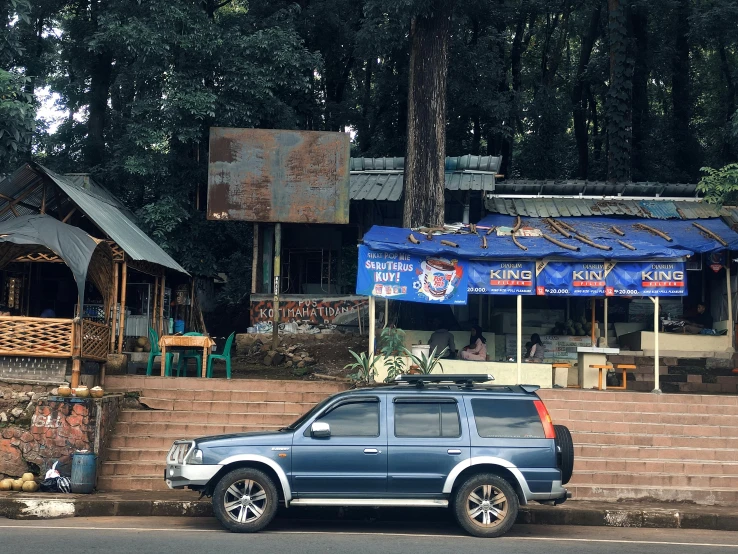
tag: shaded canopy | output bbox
[0,214,112,311]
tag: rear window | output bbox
[470,399,544,438]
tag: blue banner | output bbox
[468,261,536,295]
[535,261,606,296]
[356,246,468,304]
[606,261,687,297]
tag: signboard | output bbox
[250,295,367,325]
[535,261,607,296]
[467,261,536,295]
[356,246,468,304]
[505,334,592,361]
[605,261,687,297]
[207,128,350,223]
[709,251,725,273]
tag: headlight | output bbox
[188,448,203,465]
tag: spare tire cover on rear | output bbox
[554,424,574,485]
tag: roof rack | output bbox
[394,374,494,387]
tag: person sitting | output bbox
[40,308,56,318]
[524,333,545,362]
[460,325,487,361]
[428,318,456,358]
[683,303,724,335]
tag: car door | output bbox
[291,396,387,496]
[387,395,470,495]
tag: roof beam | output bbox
[0,180,43,218]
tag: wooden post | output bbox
[272,223,282,350]
[117,260,127,354]
[590,298,596,345]
[727,263,733,348]
[653,296,661,394]
[189,278,196,331]
[516,295,522,384]
[110,262,119,353]
[152,277,159,335]
[252,223,259,294]
[159,271,166,336]
[71,321,81,389]
[368,296,376,363]
[603,297,608,348]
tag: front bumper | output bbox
[165,463,220,489]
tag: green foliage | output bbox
[344,350,378,384]
[406,346,447,374]
[697,164,738,206]
[0,70,34,171]
[379,326,406,382]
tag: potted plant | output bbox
[405,346,448,375]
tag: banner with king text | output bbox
[467,261,536,295]
[535,261,607,296]
[356,246,468,304]
[605,261,687,296]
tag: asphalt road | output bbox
[1,517,737,553]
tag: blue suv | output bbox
[165,375,574,538]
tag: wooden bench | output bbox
[609,364,636,390]
[589,364,612,390]
[552,362,579,388]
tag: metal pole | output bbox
[603,297,608,348]
[727,263,733,347]
[653,296,661,393]
[368,296,376,362]
[590,298,596,345]
[272,223,282,351]
[159,272,166,336]
[517,294,522,384]
[117,260,128,354]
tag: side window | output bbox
[471,399,544,439]
[316,400,379,437]
[394,401,461,438]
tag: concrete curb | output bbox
[1,494,737,532]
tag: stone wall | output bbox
[0,356,69,383]
[0,394,122,480]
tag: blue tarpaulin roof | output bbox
[362,215,738,260]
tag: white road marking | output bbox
[0,525,735,548]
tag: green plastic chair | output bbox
[176,332,203,377]
[146,327,174,376]
[206,332,235,379]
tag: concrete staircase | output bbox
[100,375,348,492]
[539,389,738,505]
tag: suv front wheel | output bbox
[213,468,278,533]
[453,473,519,538]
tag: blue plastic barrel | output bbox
[70,451,97,494]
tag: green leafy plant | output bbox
[379,326,406,382]
[405,346,448,375]
[344,350,378,384]
[697,164,738,206]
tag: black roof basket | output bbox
[394,374,494,387]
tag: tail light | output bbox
[534,399,555,439]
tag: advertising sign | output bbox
[467,261,536,295]
[605,261,687,296]
[356,246,468,304]
[535,261,607,296]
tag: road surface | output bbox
[2,516,737,553]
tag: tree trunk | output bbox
[85,0,112,168]
[606,0,632,182]
[358,58,373,154]
[671,0,694,178]
[572,3,601,179]
[403,0,455,228]
[718,39,737,163]
[630,4,649,180]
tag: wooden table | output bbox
[159,335,216,378]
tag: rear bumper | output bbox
[165,464,219,490]
[525,480,569,503]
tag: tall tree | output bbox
[606,0,633,182]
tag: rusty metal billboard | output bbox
[207,128,350,224]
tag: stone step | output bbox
[138,397,315,414]
[117,388,330,404]
[539,389,738,406]
[97,475,170,492]
[118,409,298,426]
[109,429,280,449]
[574,444,738,462]
[544,398,738,416]
[553,418,738,438]
[574,457,738,475]
[105,447,169,462]
[570,431,738,449]
[104,375,348,394]
[569,470,738,489]
[113,421,289,437]
[549,408,738,426]
[100,461,165,477]
[567,484,738,505]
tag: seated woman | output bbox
[460,325,487,361]
[524,333,545,363]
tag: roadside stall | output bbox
[357,214,738,390]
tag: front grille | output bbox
[167,441,192,464]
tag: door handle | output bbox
[447,449,462,455]
[364,448,379,454]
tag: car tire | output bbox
[554,424,574,485]
[453,473,519,538]
[213,468,279,533]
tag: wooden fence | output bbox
[0,316,111,361]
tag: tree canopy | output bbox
[2,0,737,296]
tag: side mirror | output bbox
[311,421,331,438]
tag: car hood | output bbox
[194,430,292,448]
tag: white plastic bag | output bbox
[45,461,61,480]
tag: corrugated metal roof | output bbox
[485,197,719,219]
[349,154,502,173]
[0,163,187,274]
[494,179,699,198]
[349,171,496,200]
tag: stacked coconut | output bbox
[0,473,39,492]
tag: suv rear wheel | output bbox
[453,473,519,538]
[213,468,278,533]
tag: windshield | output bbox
[281,396,334,431]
